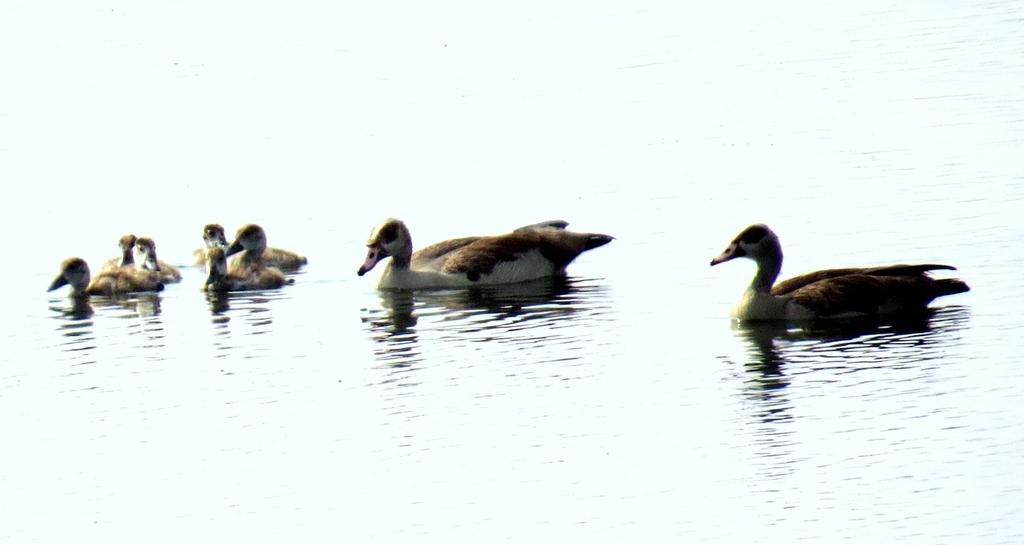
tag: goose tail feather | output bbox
[935,278,970,297]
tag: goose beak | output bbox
[710,244,743,266]
[48,274,68,292]
[357,246,384,276]
[225,239,244,257]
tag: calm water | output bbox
[2,0,1023,543]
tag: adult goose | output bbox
[136,237,182,283]
[226,224,307,273]
[204,247,292,292]
[357,218,613,289]
[710,224,969,321]
[48,257,163,297]
[192,223,228,265]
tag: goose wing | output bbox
[772,264,958,296]
[413,237,482,262]
[436,233,545,279]
[437,230,611,280]
[772,268,867,295]
[513,220,569,233]
[784,267,964,317]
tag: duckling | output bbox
[48,257,164,297]
[204,247,292,292]
[225,224,306,273]
[710,224,970,321]
[357,218,614,289]
[102,234,137,271]
[135,237,182,283]
[192,223,228,266]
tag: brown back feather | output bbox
[772,264,959,296]
[784,272,967,317]
[434,231,595,277]
[414,237,482,261]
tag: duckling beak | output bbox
[48,274,69,292]
[710,244,743,266]
[357,246,384,276]
[225,239,244,257]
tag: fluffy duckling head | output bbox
[48,257,91,295]
[116,234,137,267]
[118,234,137,254]
[357,218,412,276]
[136,237,162,271]
[203,224,227,249]
[226,224,267,258]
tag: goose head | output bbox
[48,257,91,296]
[136,237,162,271]
[226,224,267,258]
[357,218,412,276]
[711,224,784,290]
[710,224,781,266]
[117,234,137,266]
[202,224,228,249]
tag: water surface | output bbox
[2,0,1023,543]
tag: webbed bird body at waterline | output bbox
[710,224,969,321]
[48,257,163,297]
[357,219,613,289]
[135,237,182,283]
[226,224,307,273]
[204,247,292,292]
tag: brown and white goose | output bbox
[226,224,307,273]
[710,224,970,321]
[204,247,292,292]
[192,223,228,265]
[136,237,182,283]
[48,257,164,297]
[101,234,138,271]
[357,218,613,289]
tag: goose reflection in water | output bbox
[49,296,94,320]
[49,292,162,320]
[731,304,971,428]
[735,305,971,376]
[49,305,97,362]
[205,290,282,319]
[203,290,286,361]
[113,292,162,318]
[730,305,970,486]
[47,293,164,364]
[362,276,609,367]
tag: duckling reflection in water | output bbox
[226,224,307,273]
[204,247,292,292]
[135,237,182,283]
[50,296,94,320]
[102,234,137,271]
[192,223,228,266]
[48,257,163,297]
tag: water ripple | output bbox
[361,277,614,393]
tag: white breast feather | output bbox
[378,249,558,289]
[478,250,557,284]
